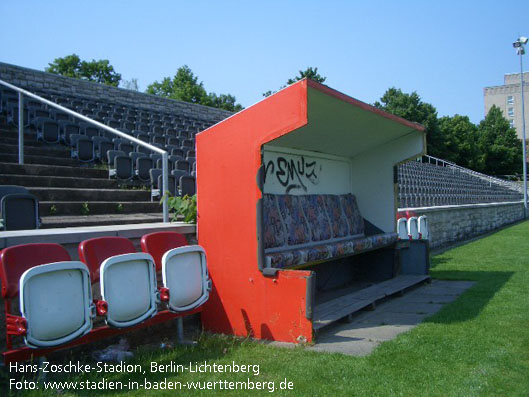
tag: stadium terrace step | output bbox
[28,187,151,202]
[0,128,40,140]
[0,162,108,178]
[0,174,118,189]
[0,87,212,226]
[0,143,71,158]
[40,201,161,216]
[1,136,49,147]
[0,153,80,166]
[40,213,164,229]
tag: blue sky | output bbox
[1,1,527,123]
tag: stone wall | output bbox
[0,62,233,123]
[404,201,525,249]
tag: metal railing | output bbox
[420,154,523,193]
[0,79,170,222]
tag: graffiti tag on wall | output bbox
[264,156,322,194]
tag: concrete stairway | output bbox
[0,118,163,228]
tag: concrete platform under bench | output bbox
[311,279,475,356]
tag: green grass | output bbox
[8,221,529,396]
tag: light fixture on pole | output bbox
[513,36,528,216]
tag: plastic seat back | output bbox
[118,142,134,155]
[0,185,28,201]
[77,137,94,162]
[140,231,188,271]
[162,246,210,312]
[41,120,60,143]
[107,150,125,166]
[98,141,114,162]
[150,168,162,188]
[84,126,100,138]
[158,174,177,196]
[180,175,196,196]
[20,261,93,347]
[2,194,39,231]
[136,157,153,182]
[407,216,419,240]
[397,217,408,240]
[418,215,429,240]
[100,253,157,327]
[115,156,133,180]
[175,160,190,172]
[78,236,136,282]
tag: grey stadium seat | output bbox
[75,137,95,162]
[157,174,177,196]
[107,150,126,177]
[0,186,40,231]
[114,156,134,181]
[179,175,196,197]
[175,160,190,173]
[136,157,153,183]
[35,118,60,143]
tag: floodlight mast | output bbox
[513,36,528,216]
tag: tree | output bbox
[146,65,243,112]
[438,115,478,169]
[286,66,326,85]
[206,93,243,112]
[374,88,445,158]
[475,105,523,176]
[263,66,326,97]
[46,54,121,87]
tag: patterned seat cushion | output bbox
[326,240,355,257]
[300,195,332,242]
[263,194,287,249]
[367,232,398,249]
[266,250,304,269]
[263,193,397,270]
[265,244,329,269]
[277,194,311,246]
[340,194,364,236]
[324,195,350,238]
[265,233,397,269]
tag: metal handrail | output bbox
[0,79,169,222]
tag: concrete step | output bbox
[40,201,161,216]
[0,153,80,166]
[0,174,118,189]
[28,187,151,202]
[0,127,39,140]
[40,213,164,229]
[0,136,48,147]
[0,143,71,158]
[0,162,108,178]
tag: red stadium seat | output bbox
[78,236,135,282]
[0,243,71,301]
[79,236,158,328]
[140,231,188,271]
[0,243,73,349]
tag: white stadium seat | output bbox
[19,261,93,348]
[100,253,158,327]
[418,215,429,240]
[162,246,211,312]
[397,217,409,240]
[407,216,419,240]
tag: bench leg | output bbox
[37,356,48,382]
[176,317,196,346]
